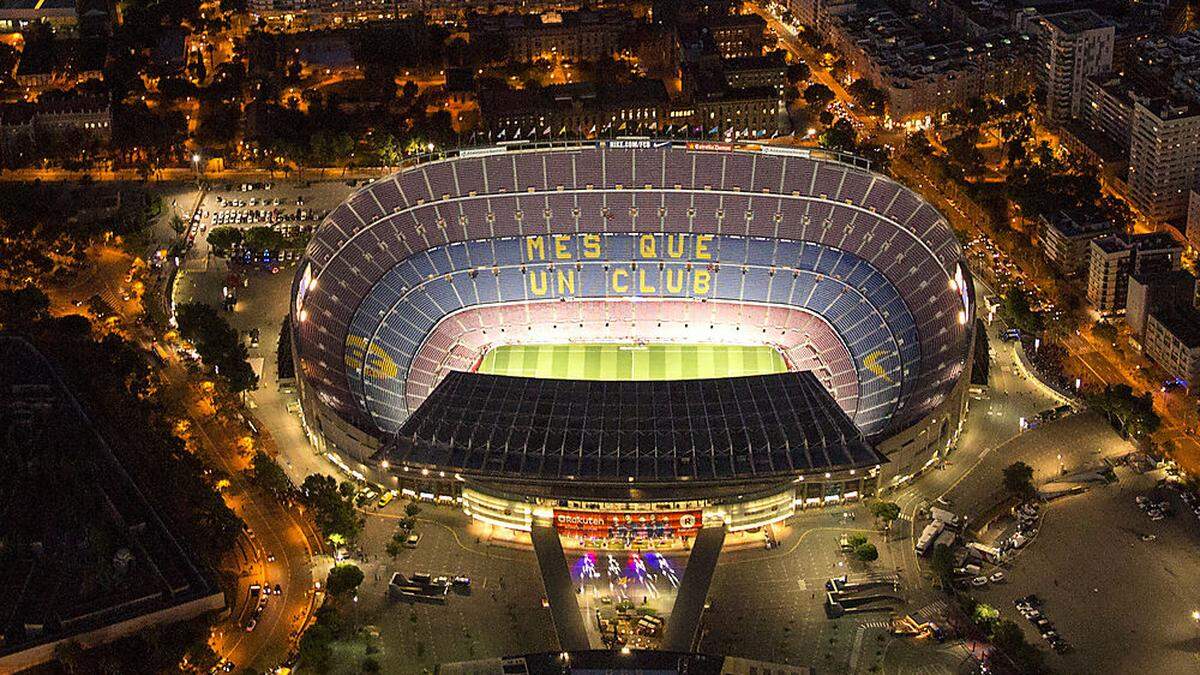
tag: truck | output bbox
[915,520,945,556]
[966,541,1002,563]
[933,528,957,551]
[930,506,961,529]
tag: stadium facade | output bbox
[291,140,975,536]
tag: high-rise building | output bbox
[1037,209,1118,276]
[1125,269,1196,335]
[1086,232,1183,314]
[1144,305,1200,386]
[1128,98,1200,224]
[1037,10,1114,122]
[1187,189,1200,251]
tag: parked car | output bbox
[971,576,988,587]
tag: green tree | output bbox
[853,542,878,561]
[991,619,1046,673]
[847,79,887,115]
[175,302,259,394]
[405,501,421,518]
[299,474,363,543]
[1003,461,1036,500]
[819,118,857,153]
[385,533,406,559]
[1093,320,1118,343]
[803,83,834,109]
[206,227,243,256]
[973,603,1000,630]
[868,500,901,528]
[847,533,868,548]
[249,451,292,499]
[297,619,335,671]
[0,286,51,328]
[326,563,365,597]
[929,543,955,589]
[787,61,811,85]
[1001,287,1044,335]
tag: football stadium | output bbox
[291,139,975,537]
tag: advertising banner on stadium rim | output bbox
[553,509,703,539]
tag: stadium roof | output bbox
[380,371,884,484]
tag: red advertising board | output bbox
[553,509,702,539]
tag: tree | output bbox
[249,451,292,499]
[787,61,811,85]
[853,542,878,561]
[297,618,335,671]
[973,603,1000,631]
[847,79,887,115]
[175,302,259,394]
[206,227,244,256]
[385,533,406,559]
[326,563,365,596]
[405,501,421,518]
[1092,320,1118,344]
[803,83,834,110]
[299,474,363,543]
[929,543,955,588]
[0,286,50,328]
[868,500,901,528]
[1000,287,1044,335]
[847,533,867,548]
[1003,461,1036,500]
[991,619,1047,673]
[1086,384,1161,440]
[819,118,856,153]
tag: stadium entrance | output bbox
[553,509,703,547]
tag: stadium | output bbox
[290,139,974,537]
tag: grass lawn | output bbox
[476,343,787,381]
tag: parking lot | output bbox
[969,469,1200,674]
[346,504,558,671]
[700,514,912,671]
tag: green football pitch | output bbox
[476,343,788,381]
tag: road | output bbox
[40,178,324,672]
[157,358,320,671]
[1061,328,1200,472]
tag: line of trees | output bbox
[175,301,259,394]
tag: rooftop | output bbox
[1149,305,1200,349]
[1042,9,1111,35]
[1136,96,1200,121]
[1093,232,1183,255]
[1041,208,1114,238]
[0,337,218,663]
[381,370,884,485]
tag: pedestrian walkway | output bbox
[914,598,950,621]
[859,618,891,630]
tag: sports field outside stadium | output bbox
[476,343,788,381]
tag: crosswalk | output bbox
[857,598,950,631]
[914,598,950,621]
